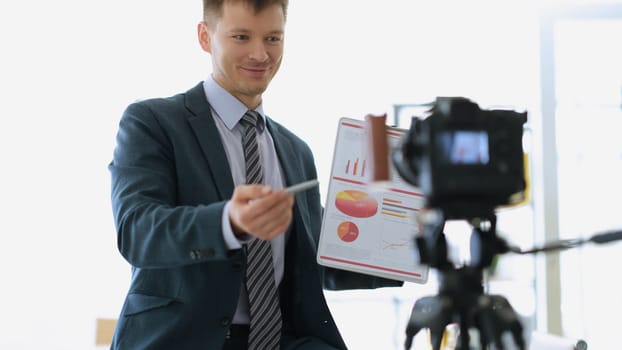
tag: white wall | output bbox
[0,1,205,348]
[0,1,549,349]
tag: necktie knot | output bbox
[241,110,260,130]
[241,110,263,185]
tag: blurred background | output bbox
[1,0,621,348]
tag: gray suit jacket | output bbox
[108,83,401,349]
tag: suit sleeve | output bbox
[108,102,231,269]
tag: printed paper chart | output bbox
[317,117,429,284]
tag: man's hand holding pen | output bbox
[229,185,294,240]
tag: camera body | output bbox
[393,97,527,219]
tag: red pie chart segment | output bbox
[334,190,378,218]
[337,221,359,242]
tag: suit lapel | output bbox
[184,83,234,200]
[267,119,312,234]
[266,119,300,188]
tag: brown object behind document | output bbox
[365,114,390,182]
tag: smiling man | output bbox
[199,1,284,109]
[108,1,401,349]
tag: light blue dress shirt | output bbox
[203,75,286,325]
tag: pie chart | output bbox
[337,221,359,242]
[334,189,378,218]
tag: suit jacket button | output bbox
[220,317,231,327]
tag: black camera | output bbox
[393,97,527,219]
[389,97,530,349]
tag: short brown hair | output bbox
[202,0,289,22]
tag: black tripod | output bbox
[404,208,524,350]
[403,204,622,349]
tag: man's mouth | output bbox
[241,66,269,77]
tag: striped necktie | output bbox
[239,110,282,349]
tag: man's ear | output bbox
[197,21,211,53]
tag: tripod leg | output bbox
[477,295,526,350]
[404,296,453,350]
[510,319,526,350]
[458,321,471,350]
[403,321,420,349]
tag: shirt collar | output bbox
[202,75,266,132]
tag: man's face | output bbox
[198,2,285,108]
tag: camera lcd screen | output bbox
[438,131,489,165]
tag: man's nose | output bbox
[248,40,269,62]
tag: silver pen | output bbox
[285,179,319,194]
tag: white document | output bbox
[317,117,429,283]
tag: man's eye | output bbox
[266,36,282,43]
[233,35,249,40]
